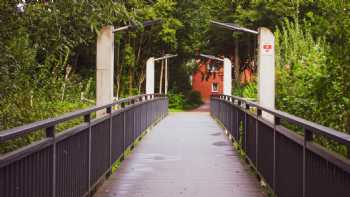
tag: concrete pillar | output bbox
[223,58,232,95]
[257,27,275,122]
[96,26,114,117]
[146,57,155,94]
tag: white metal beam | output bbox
[211,21,258,34]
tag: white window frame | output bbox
[212,83,219,92]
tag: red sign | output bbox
[263,44,272,50]
[263,44,273,54]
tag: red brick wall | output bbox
[192,63,224,102]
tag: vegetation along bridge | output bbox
[0,94,350,197]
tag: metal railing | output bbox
[211,94,350,197]
[0,94,168,197]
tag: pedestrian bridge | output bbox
[0,94,350,197]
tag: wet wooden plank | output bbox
[95,112,265,197]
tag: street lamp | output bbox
[146,54,178,95]
[96,20,162,117]
[199,54,225,62]
[113,19,162,33]
[211,21,258,34]
[211,20,275,122]
[199,54,232,96]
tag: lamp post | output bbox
[146,54,178,95]
[96,20,162,117]
[199,54,232,96]
[211,20,275,122]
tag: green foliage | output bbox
[275,18,349,155]
[0,0,185,131]
[242,83,257,99]
[233,82,257,100]
[154,0,183,48]
[0,101,90,154]
[276,18,328,127]
[168,92,186,110]
[185,91,204,108]
[1,0,350,156]
[168,90,203,110]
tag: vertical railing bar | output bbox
[218,98,221,122]
[303,128,313,197]
[244,104,250,152]
[107,107,113,175]
[273,116,281,192]
[237,100,241,141]
[132,103,136,149]
[46,126,56,197]
[84,113,92,196]
[122,104,126,161]
[256,108,262,168]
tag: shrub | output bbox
[233,82,257,100]
[242,82,257,99]
[168,90,203,110]
[168,92,186,109]
[275,18,349,156]
[186,90,203,106]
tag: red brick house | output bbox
[192,59,224,102]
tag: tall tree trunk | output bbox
[234,38,240,83]
[159,59,164,94]
[115,38,121,99]
[138,71,145,94]
[129,68,133,96]
[136,33,144,65]
[61,64,72,101]
[159,50,165,94]
[164,58,168,94]
[136,33,145,94]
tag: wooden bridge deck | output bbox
[95,112,264,197]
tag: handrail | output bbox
[212,94,350,147]
[0,94,166,143]
[0,94,169,197]
[211,94,350,196]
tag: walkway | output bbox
[95,112,264,197]
[190,101,210,112]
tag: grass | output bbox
[169,108,185,112]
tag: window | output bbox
[212,83,219,92]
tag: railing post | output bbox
[84,113,92,196]
[244,104,250,151]
[146,100,149,128]
[256,109,262,167]
[122,103,126,161]
[132,105,136,149]
[46,126,56,197]
[303,128,313,197]
[236,100,242,141]
[218,98,221,121]
[107,106,113,176]
[273,116,281,191]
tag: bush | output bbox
[232,82,257,100]
[168,90,203,110]
[275,18,348,156]
[186,91,203,106]
[168,92,186,110]
[242,82,257,99]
